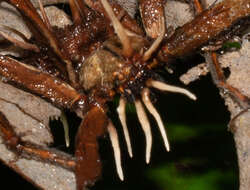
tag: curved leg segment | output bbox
[0,56,88,112]
[74,106,108,190]
[0,111,76,170]
[4,0,77,84]
[158,0,250,62]
[139,0,166,39]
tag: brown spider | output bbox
[0,0,249,189]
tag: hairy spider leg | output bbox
[157,0,250,63]
[0,56,88,111]
[206,53,250,109]
[192,0,250,109]
[5,0,77,85]
[37,0,51,31]
[0,111,76,170]
[139,0,166,39]
[74,106,108,190]
[0,26,39,52]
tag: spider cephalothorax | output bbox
[0,0,249,189]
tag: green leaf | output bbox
[148,163,235,190]
[222,41,241,50]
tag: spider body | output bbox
[0,0,250,190]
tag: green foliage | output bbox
[146,123,238,190]
[222,41,241,50]
[148,163,235,190]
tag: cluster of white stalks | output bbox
[108,80,196,180]
[0,0,197,181]
[100,0,197,180]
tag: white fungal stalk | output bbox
[60,111,70,147]
[117,97,133,158]
[134,100,152,164]
[143,17,165,61]
[107,121,124,181]
[142,88,170,152]
[101,0,133,57]
[147,80,197,100]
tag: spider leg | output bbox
[69,0,99,25]
[157,0,250,62]
[190,0,250,127]
[138,0,166,62]
[192,1,250,109]
[139,0,166,39]
[4,0,77,85]
[101,0,133,57]
[143,16,165,61]
[84,0,143,35]
[192,0,203,14]
[74,106,108,190]
[0,56,88,113]
[0,29,39,52]
[37,0,51,31]
[205,52,250,109]
[0,111,76,170]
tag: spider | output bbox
[0,0,249,189]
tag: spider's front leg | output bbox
[3,0,77,84]
[83,0,143,35]
[0,56,88,113]
[205,52,250,109]
[191,1,250,109]
[74,106,108,190]
[139,0,166,39]
[157,0,250,62]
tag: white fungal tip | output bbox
[100,0,132,57]
[107,121,124,181]
[134,100,152,164]
[142,88,170,152]
[147,80,197,101]
[117,97,133,158]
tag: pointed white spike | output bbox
[117,97,133,158]
[60,111,70,147]
[134,100,152,164]
[143,17,165,61]
[101,0,133,57]
[147,80,197,100]
[107,121,124,181]
[142,88,170,152]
